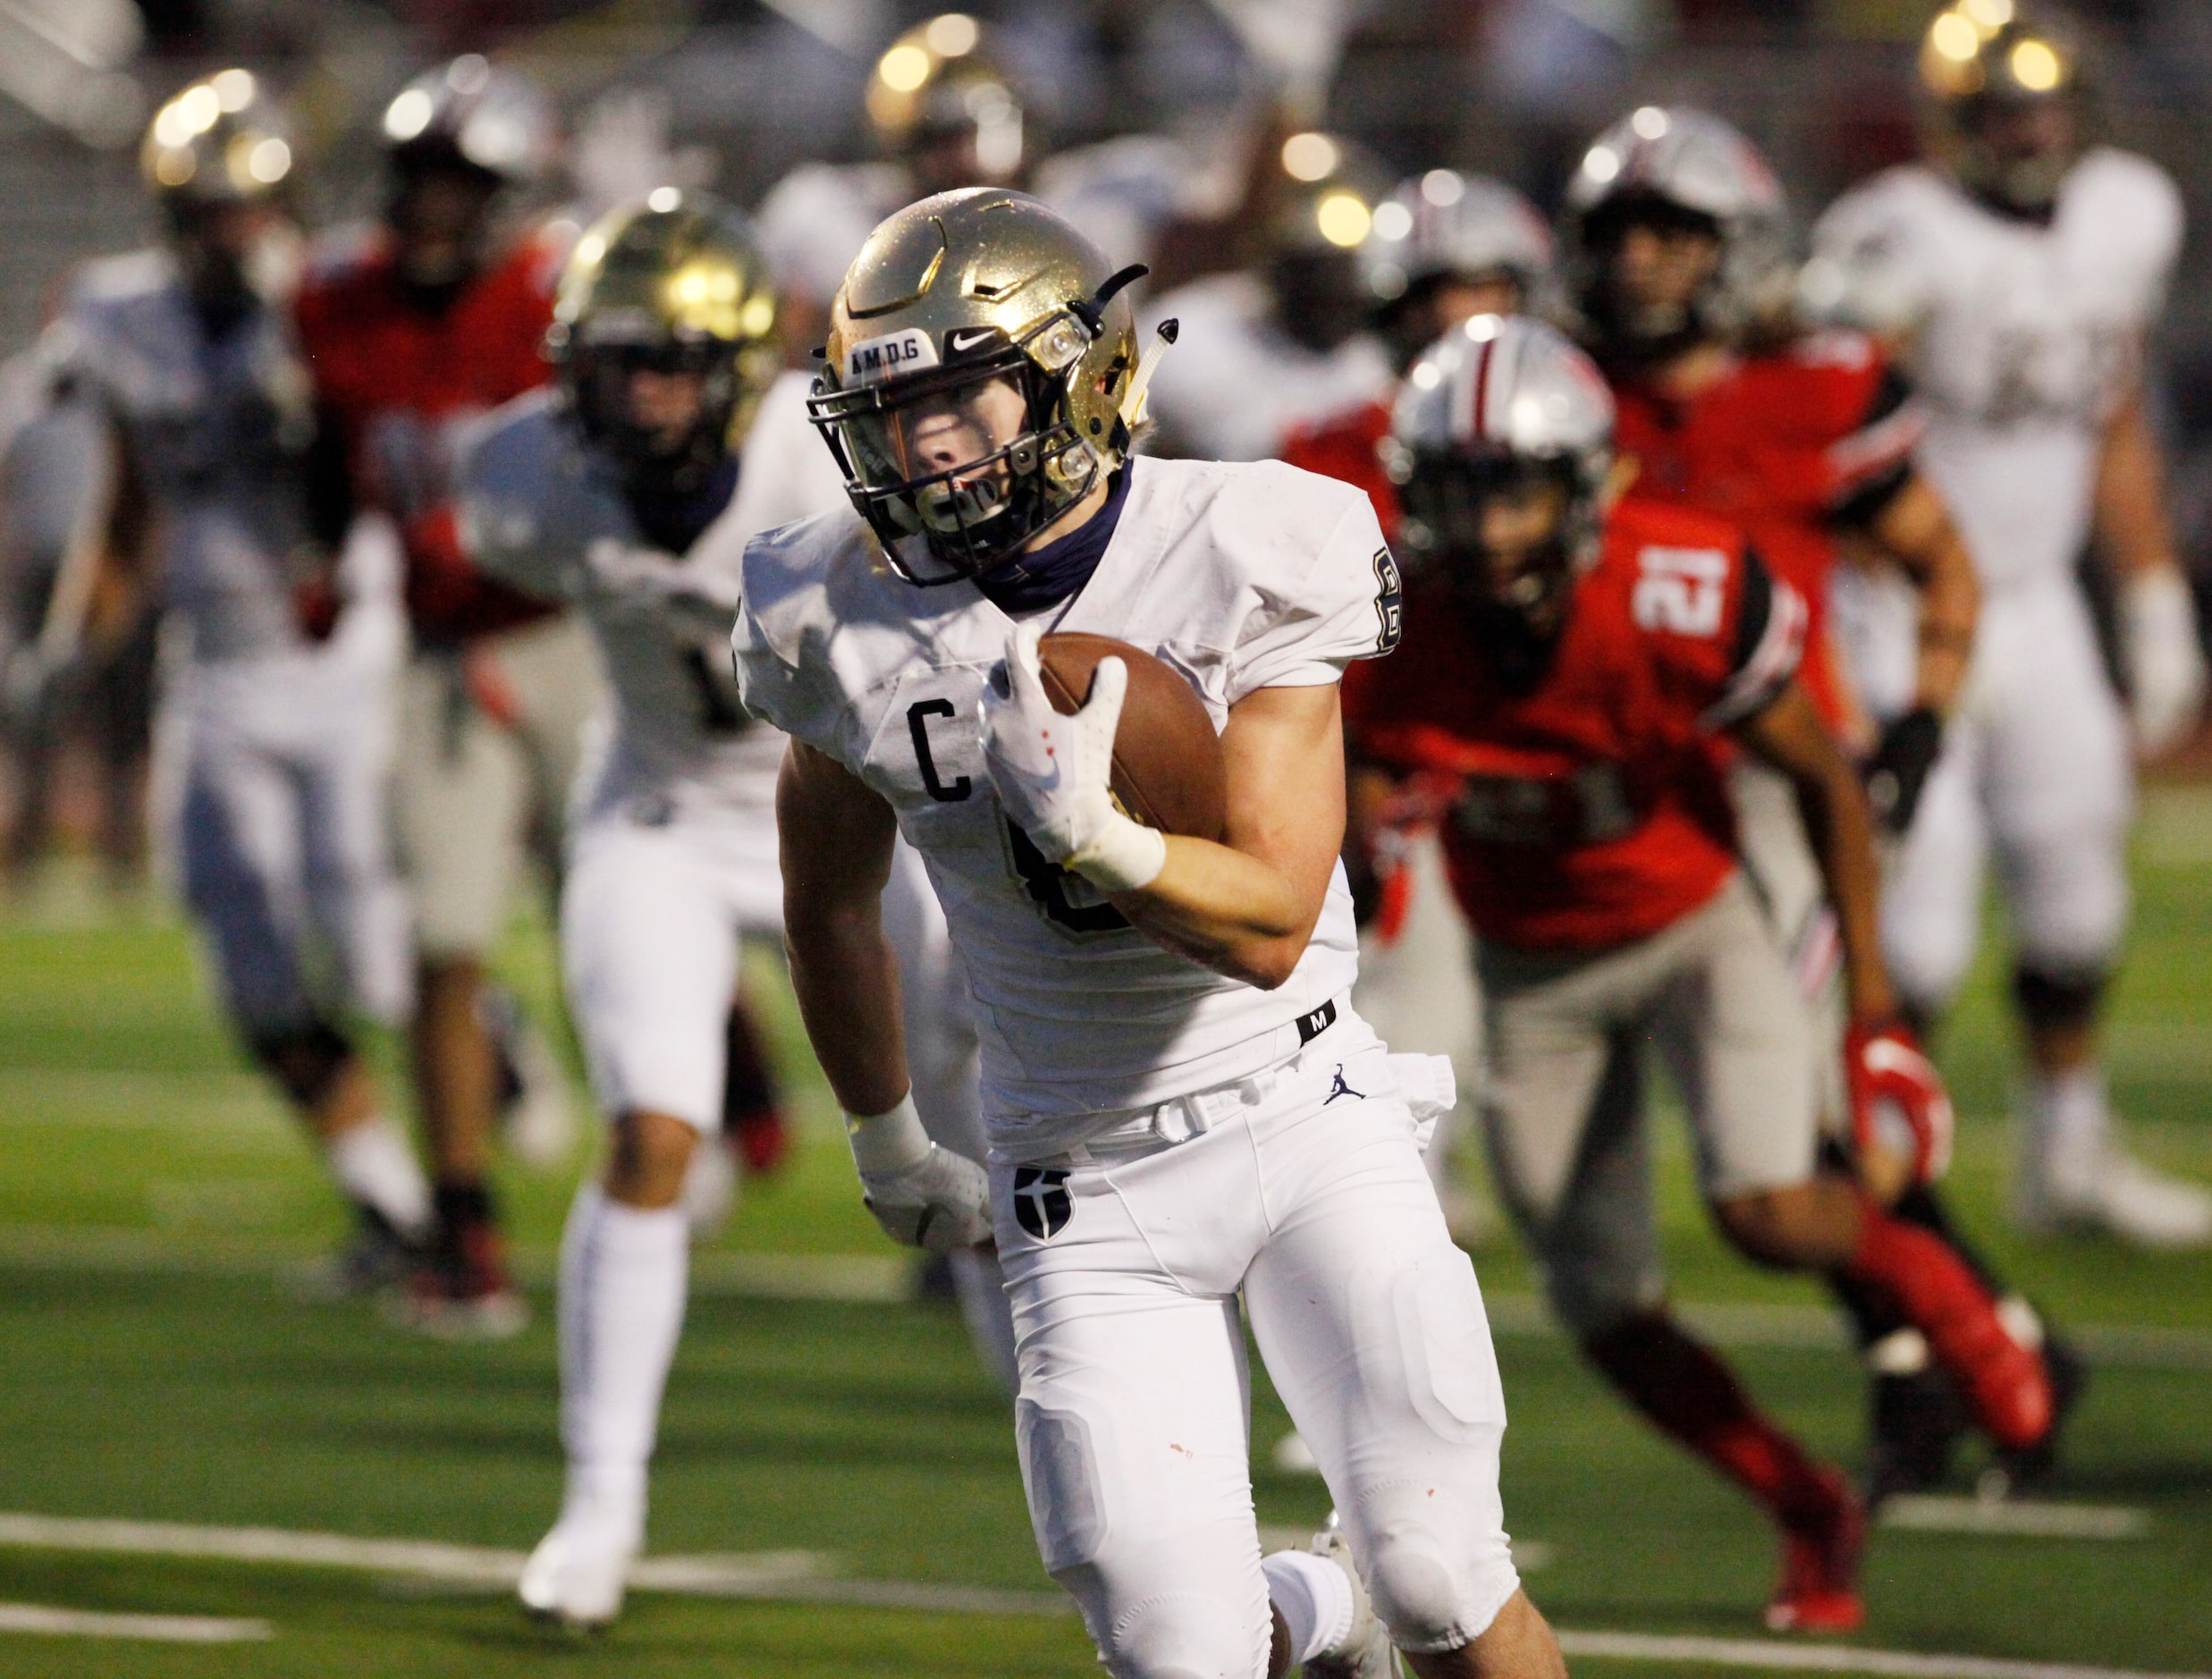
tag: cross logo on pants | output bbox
[1012,1167,1073,1240]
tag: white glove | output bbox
[978,621,1165,894]
[846,1093,992,1253]
[2123,567,2207,755]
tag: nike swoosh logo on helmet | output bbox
[948,328,997,353]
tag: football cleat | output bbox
[1985,1332,2089,1500]
[1862,1341,1971,1509]
[2015,1147,2212,1250]
[1302,1519,1400,1679]
[519,1484,644,1632]
[388,1223,528,1341]
[1765,1466,1865,1634]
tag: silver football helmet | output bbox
[1563,105,1793,359]
[381,55,556,185]
[1361,170,1554,310]
[1387,314,1615,629]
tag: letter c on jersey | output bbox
[1012,1167,1073,1240]
[907,698,972,802]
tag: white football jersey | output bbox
[1811,150,2181,596]
[733,455,1399,1149]
[55,250,325,662]
[459,369,850,824]
[1141,271,1394,463]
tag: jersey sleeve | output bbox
[1227,486,1404,703]
[1804,173,1941,340]
[1823,354,1926,530]
[1696,546,1808,730]
[729,519,851,758]
[452,395,583,603]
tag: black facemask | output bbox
[1399,450,1583,688]
[1579,193,1726,372]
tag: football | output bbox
[1036,631,1227,843]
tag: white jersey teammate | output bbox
[737,188,1564,1679]
[1806,4,2210,1245]
[455,192,1005,1630]
[59,74,427,1283]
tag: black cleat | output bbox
[1864,1356,1971,1509]
[1983,1334,2090,1499]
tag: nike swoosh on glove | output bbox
[860,1146,992,1253]
[978,621,1164,893]
[1846,1018,1954,1186]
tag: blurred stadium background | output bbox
[0,2,2206,1676]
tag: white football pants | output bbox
[169,643,411,1037]
[1352,828,1483,1204]
[554,806,1016,1516]
[1871,578,2133,1006]
[995,1017,1520,1679]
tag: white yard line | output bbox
[1879,1497,2152,1540]
[0,1602,273,1642]
[5,1512,2205,1669]
[0,1511,1061,1616]
[1557,1631,2208,1679]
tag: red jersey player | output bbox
[1561,105,2081,1509]
[295,57,584,1335]
[1343,316,2056,1632]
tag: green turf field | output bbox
[0,794,2208,1676]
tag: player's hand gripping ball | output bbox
[979,624,1226,893]
[1846,1017,1954,1199]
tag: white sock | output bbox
[1261,1548,1355,1666]
[2023,1063,2109,1186]
[324,1117,431,1238]
[558,1185,690,1515]
[948,1246,1019,1400]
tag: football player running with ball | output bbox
[735,189,1564,1679]
[455,194,1006,1629]
[1343,316,2056,1633]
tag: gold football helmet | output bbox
[867,13,1026,185]
[550,190,782,489]
[141,69,294,210]
[1920,2,2086,215]
[809,187,1144,584]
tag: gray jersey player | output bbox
[57,72,426,1286]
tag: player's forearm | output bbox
[1740,683,1895,1021]
[2095,393,2181,581]
[784,904,911,1118]
[1794,763,1895,1024]
[1112,836,1322,990]
[776,740,909,1116]
[1871,478,1980,715]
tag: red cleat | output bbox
[1765,1468,1865,1634]
[1850,1210,2053,1453]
